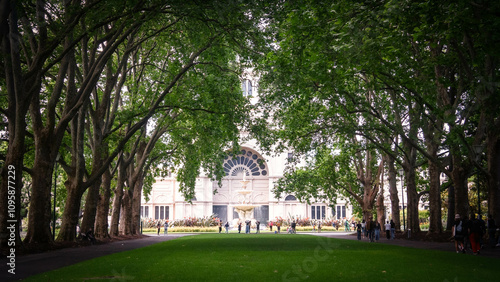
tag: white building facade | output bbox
[141,141,355,224]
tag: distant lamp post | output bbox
[398,168,406,232]
[473,144,484,217]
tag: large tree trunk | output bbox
[451,154,469,217]
[110,161,128,236]
[405,167,420,233]
[376,191,386,230]
[120,191,133,235]
[427,160,442,233]
[81,179,102,234]
[402,133,420,234]
[57,182,83,241]
[24,142,54,244]
[385,154,401,230]
[95,169,112,238]
[131,170,144,235]
[110,183,124,236]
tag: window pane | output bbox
[342,206,346,218]
[316,206,320,219]
[337,206,341,219]
[322,206,326,219]
[145,206,149,218]
[311,206,316,219]
[165,206,169,220]
[155,206,159,219]
[160,206,164,219]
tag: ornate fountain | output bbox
[232,172,258,222]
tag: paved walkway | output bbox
[0,234,193,281]
[1,232,499,281]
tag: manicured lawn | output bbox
[26,234,498,281]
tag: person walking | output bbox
[367,217,375,242]
[390,220,395,240]
[453,214,466,254]
[245,220,251,234]
[318,221,322,233]
[374,221,381,242]
[277,221,281,234]
[291,221,297,234]
[164,220,168,235]
[269,221,273,232]
[238,222,242,234]
[469,215,484,255]
[356,221,362,240]
[224,221,229,233]
[256,221,260,234]
[157,222,161,236]
[384,221,391,240]
[218,221,222,234]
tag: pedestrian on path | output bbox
[374,221,381,242]
[225,221,229,233]
[246,220,251,234]
[453,214,465,253]
[367,217,375,242]
[469,215,484,255]
[385,221,391,240]
[157,222,161,236]
[164,220,168,235]
[356,221,362,240]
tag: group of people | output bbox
[452,213,497,255]
[356,218,396,242]
[157,220,169,235]
[311,220,322,232]
[220,220,262,234]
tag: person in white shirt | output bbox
[384,221,391,240]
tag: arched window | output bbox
[223,148,268,176]
[285,195,297,201]
[242,80,253,97]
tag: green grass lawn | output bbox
[26,234,498,281]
